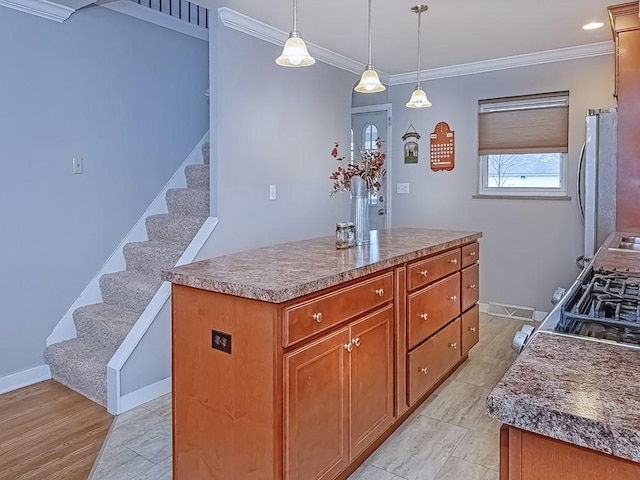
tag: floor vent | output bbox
[487,302,536,321]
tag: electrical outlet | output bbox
[72,157,83,175]
[269,184,277,201]
[397,183,410,194]
[212,330,232,354]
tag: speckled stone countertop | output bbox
[487,333,640,462]
[163,228,481,303]
[593,231,640,274]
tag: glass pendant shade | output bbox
[355,66,386,93]
[276,34,315,67]
[406,86,431,108]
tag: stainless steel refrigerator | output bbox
[577,108,618,267]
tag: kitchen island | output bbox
[487,231,640,479]
[164,228,482,480]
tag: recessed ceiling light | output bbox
[583,22,604,30]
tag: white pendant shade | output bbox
[406,86,432,108]
[276,34,315,67]
[355,66,386,93]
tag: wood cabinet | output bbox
[172,241,480,480]
[500,425,640,480]
[608,3,640,231]
[461,305,480,356]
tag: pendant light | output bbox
[355,0,385,93]
[276,0,315,67]
[406,5,432,108]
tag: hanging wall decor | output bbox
[430,121,455,171]
[402,124,421,164]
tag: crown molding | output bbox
[389,41,615,86]
[217,7,391,84]
[0,0,74,22]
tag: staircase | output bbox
[44,141,210,407]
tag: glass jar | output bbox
[346,222,356,247]
[336,222,351,249]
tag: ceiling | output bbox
[201,0,617,75]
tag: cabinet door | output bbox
[284,328,350,480]
[461,264,479,312]
[349,306,395,460]
[461,305,480,355]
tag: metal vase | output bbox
[350,176,370,245]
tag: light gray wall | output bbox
[0,6,208,378]
[388,55,616,311]
[198,24,356,259]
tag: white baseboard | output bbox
[0,365,51,395]
[479,302,547,322]
[119,377,171,414]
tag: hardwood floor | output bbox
[0,380,113,480]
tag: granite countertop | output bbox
[593,231,640,274]
[163,228,481,303]
[487,333,640,462]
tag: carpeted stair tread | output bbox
[201,141,210,165]
[123,240,184,278]
[185,164,210,189]
[166,188,209,217]
[145,214,206,249]
[74,303,139,350]
[99,271,162,315]
[44,338,116,407]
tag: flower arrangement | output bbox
[329,138,387,196]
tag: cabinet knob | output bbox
[469,251,477,257]
[344,343,353,353]
[375,288,385,297]
[449,258,458,265]
[312,312,323,323]
[420,270,429,277]
[468,327,477,332]
[420,313,429,320]
[449,295,458,302]
[449,342,458,349]
[352,337,361,347]
[468,284,477,290]
[420,367,429,375]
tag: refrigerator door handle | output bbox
[577,142,586,225]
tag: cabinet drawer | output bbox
[407,249,461,291]
[408,273,460,349]
[461,242,479,268]
[461,264,479,312]
[461,305,479,355]
[408,318,461,406]
[283,272,393,347]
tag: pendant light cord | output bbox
[367,0,373,66]
[416,9,421,87]
[292,0,298,33]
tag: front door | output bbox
[351,109,389,232]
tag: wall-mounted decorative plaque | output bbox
[430,122,455,172]
[402,124,420,164]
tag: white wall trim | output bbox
[47,132,211,347]
[0,365,51,395]
[119,377,171,413]
[217,7,389,84]
[0,0,74,22]
[99,0,208,41]
[389,41,615,85]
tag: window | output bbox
[477,92,569,198]
[362,123,379,205]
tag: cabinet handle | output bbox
[344,343,353,353]
[449,342,458,349]
[420,270,429,277]
[469,251,477,257]
[420,313,429,320]
[449,258,458,265]
[375,288,385,297]
[468,327,477,332]
[449,295,458,302]
[312,313,323,323]
[420,367,429,375]
[468,284,477,290]
[352,337,361,347]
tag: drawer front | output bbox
[284,272,393,347]
[461,242,479,269]
[461,264,479,312]
[461,305,480,355]
[407,249,461,291]
[408,273,460,349]
[408,317,461,406]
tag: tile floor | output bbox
[90,314,531,480]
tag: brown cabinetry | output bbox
[461,305,480,355]
[461,263,479,312]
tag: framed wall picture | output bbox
[402,124,421,164]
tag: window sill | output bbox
[472,194,572,201]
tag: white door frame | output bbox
[351,103,393,230]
